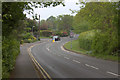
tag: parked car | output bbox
[53,36,60,41]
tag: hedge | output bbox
[2,37,20,78]
[78,30,98,51]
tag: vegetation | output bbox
[64,39,87,54]
[78,30,100,51]
[71,2,119,60]
[2,37,20,78]
[64,39,119,61]
[2,1,119,78]
[2,1,64,78]
[39,14,73,37]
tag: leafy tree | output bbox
[56,15,73,33]
[40,20,48,30]
[73,2,119,56]
[2,1,65,78]
[46,16,57,30]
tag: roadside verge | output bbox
[63,39,119,62]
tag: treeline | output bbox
[19,14,73,43]
[73,2,119,56]
[39,15,73,36]
[2,2,64,78]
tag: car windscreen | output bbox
[53,36,58,39]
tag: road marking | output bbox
[107,71,120,77]
[61,46,65,51]
[47,48,49,51]
[61,46,69,53]
[85,64,99,70]
[64,57,69,59]
[73,59,81,63]
[90,65,99,70]
[32,58,47,79]
[85,64,90,67]
[28,44,52,80]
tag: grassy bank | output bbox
[64,39,119,62]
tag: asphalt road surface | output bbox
[30,36,119,78]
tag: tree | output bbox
[73,2,119,56]
[46,16,57,30]
[40,20,48,30]
[56,15,73,33]
[2,1,65,78]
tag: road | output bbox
[30,36,119,78]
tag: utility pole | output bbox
[38,15,40,40]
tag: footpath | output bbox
[10,41,42,79]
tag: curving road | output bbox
[30,37,119,78]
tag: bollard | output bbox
[53,40,55,42]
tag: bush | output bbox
[27,38,32,43]
[61,31,68,37]
[20,40,24,44]
[92,31,118,55]
[40,30,52,37]
[23,33,32,39]
[78,30,98,51]
[22,33,37,43]
[2,37,20,78]
[54,31,62,36]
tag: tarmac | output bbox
[10,41,42,79]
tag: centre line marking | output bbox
[73,60,81,63]
[85,64,99,70]
[107,71,120,77]
[85,64,90,67]
[64,57,69,59]
[90,66,99,70]
[47,48,49,51]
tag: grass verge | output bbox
[64,39,119,62]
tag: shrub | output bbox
[61,31,68,37]
[40,30,52,37]
[27,38,32,43]
[20,40,24,44]
[22,32,37,43]
[2,37,20,78]
[23,33,32,39]
[92,31,118,55]
[78,30,97,51]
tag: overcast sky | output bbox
[24,0,80,20]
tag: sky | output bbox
[24,0,80,20]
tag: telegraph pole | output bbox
[38,15,40,40]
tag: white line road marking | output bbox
[64,57,70,59]
[107,71,120,77]
[85,64,99,70]
[61,46,69,53]
[61,46,65,51]
[90,65,99,70]
[47,48,49,51]
[73,60,81,63]
[85,64,90,67]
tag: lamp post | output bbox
[32,26,35,41]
